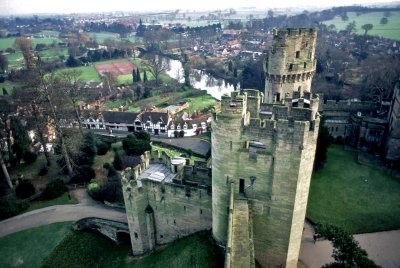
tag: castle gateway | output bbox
[122,28,319,268]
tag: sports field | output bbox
[322,11,400,40]
[95,61,137,76]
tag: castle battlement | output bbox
[272,28,317,39]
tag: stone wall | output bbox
[212,89,319,267]
[121,150,212,256]
[265,28,317,103]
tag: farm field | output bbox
[4,52,24,69]
[322,11,400,40]
[87,32,120,43]
[38,47,68,62]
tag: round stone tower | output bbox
[265,28,317,103]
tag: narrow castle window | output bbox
[276,93,280,102]
[134,232,138,239]
[174,219,176,225]
[239,179,245,193]
[304,62,307,69]
[230,141,232,150]
[296,51,300,58]
[200,209,203,214]
[298,86,301,92]
[184,205,186,211]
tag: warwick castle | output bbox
[120,28,399,267]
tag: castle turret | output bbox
[265,28,317,104]
[212,87,320,267]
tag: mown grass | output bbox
[0,222,72,268]
[38,47,68,62]
[43,230,223,268]
[152,144,204,164]
[307,145,400,234]
[25,192,78,213]
[322,11,400,40]
[87,32,120,43]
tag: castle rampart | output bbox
[212,88,319,267]
[121,150,212,255]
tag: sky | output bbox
[0,0,397,15]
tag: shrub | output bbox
[87,182,103,201]
[16,179,35,199]
[0,196,28,220]
[134,130,150,142]
[179,130,185,137]
[96,141,109,155]
[71,165,96,184]
[42,179,66,200]
[113,151,124,171]
[103,162,111,170]
[122,134,151,156]
[38,165,49,176]
[23,151,38,164]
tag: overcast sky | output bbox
[0,0,397,15]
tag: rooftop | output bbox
[138,163,177,183]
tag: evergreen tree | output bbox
[113,150,124,171]
[143,70,148,82]
[2,88,8,95]
[132,69,137,83]
[136,68,141,82]
[10,116,30,164]
[135,86,141,99]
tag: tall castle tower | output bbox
[265,28,317,103]
[212,28,319,268]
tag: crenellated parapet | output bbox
[265,28,317,103]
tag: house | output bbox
[103,111,140,132]
[140,112,170,135]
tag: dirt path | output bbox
[299,221,400,268]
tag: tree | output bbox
[66,55,80,67]
[13,37,35,70]
[135,85,141,99]
[132,69,137,83]
[134,130,150,142]
[101,72,117,95]
[136,68,141,82]
[341,12,349,21]
[143,70,148,82]
[59,70,85,137]
[147,54,166,86]
[361,23,373,35]
[380,17,388,25]
[345,21,357,34]
[0,52,8,73]
[122,134,151,156]
[316,223,379,268]
[10,116,30,164]
[113,150,123,171]
[2,88,8,95]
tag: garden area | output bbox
[307,145,400,234]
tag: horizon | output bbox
[0,0,399,15]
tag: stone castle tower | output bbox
[212,28,319,267]
[265,28,317,103]
[121,28,319,268]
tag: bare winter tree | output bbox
[13,37,36,70]
[147,55,167,86]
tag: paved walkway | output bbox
[299,221,400,268]
[0,189,127,238]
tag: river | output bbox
[162,57,238,100]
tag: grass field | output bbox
[43,230,223,268]
[5,52,24,69]
[307,145,400,234]
[152,144,205,164]
[322,11,400,40]
[87,32,120,43]
[25,192,78,213]
[0,81,19,95]
[0,222,72,268]
[38,47,68,62]
[0,37,62,51]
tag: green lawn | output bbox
[307,145,400,234]
[0,38,17,51]
[322,11,400,40]
[0,37,62,51]
[56,65,100,82]
[38,47,68,62]
[25,192,78,213]
[87,32,120,43]
[43,231,223,268]
[5,52,25,69]
[0,222,72,268]
[152,144,204,164]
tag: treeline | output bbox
[84,22,134,35]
